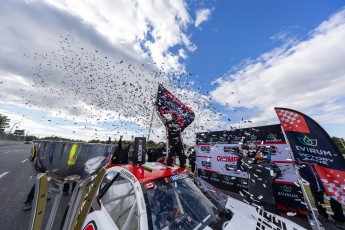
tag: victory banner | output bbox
[275,107,345,205]
[155,84,195,130]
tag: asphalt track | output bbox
[0,142,342,230]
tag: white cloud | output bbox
[43,0,194,73]
[210,8,345,136]
[0,0,219,144]
[194,8,212,28]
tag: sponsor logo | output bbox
[225,164,236,171]
[138,140,143,162]
[267,133,277,140]
[211,173,218,178]
[164,173,188,183]
[233,136,242,141]
[217,156,238,162]
[298,135,317,147]
[280,185,292,193]
[277,192,299,199]
[295,146,332,156]
[249,134,257,141]
[200,170,207,176]
[201,146,210,152]
[239,178,247,185]
[219,137,226,142]
[201,161,212,169]
[223,175,230,181]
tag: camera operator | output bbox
[242,145,281,215]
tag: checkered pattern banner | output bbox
[315,164,345,205]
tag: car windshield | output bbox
[143,173,226,230]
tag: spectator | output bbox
[188,149,196,173]
[154,144,166,162]
[147,148,155,162]
[309,184,345,225]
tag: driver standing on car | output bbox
[158,112,186,168]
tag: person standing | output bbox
[309,184,345,225]
[154,143,166,162]
[147,148,155,162]
[242,147,281,214]
[159,113,186,168]
[188,149,196,173]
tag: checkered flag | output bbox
[275,108,310,133]
[315,164,345,205]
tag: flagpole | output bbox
[147,84,160,142]
[147,106,155,142]
[280,127,324,230]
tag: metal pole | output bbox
[147,107,155,142]
[9,123,18,133]
[281,128,324,230]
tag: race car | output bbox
[82,162,306,230]
[27,140,306,230]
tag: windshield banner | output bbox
[275,107,345,205]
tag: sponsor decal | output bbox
[120,169,137,184]
[297,135,317,147]
[138,140,143,162]
[164,173,188,183]
[200,170,207,176]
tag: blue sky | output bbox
[0,0,345,144]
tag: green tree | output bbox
[332,136,345,155]
[147,140,156,148]
[25,135,39,141]
[88,139,101,143]
[0,114,10,128]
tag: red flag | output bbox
[275,108,310,133]
[314,164,345,205]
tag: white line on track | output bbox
[21,159,28,163]
[0,172,9,179]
